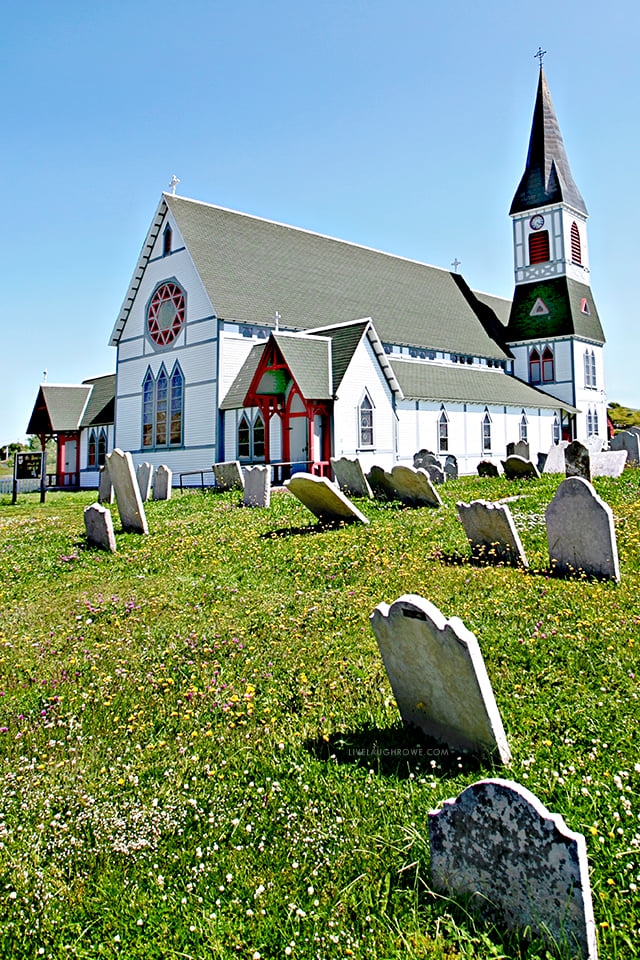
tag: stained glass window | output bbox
[156,369,168,446]
[359,395,374,447]
[170,366,183,445]
[147,282,185,346]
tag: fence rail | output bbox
[0,478,41,495]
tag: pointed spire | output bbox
[510,67,587,216]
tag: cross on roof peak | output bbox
[169,174,180,195]
[534,46,547,69]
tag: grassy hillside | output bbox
[0,476,639,958]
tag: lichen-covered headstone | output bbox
[611,429,640,464]
[136,462,154,502]
[390,465,442,507]
[565,440,591,481]
[244,465,271,507]
[424,462,446,485]
[546,476,619,581]
[477,460,499,478]
[84,502,117,552]
[507,440,530,459]
[543,441,569,474]
[153,465,172,501]
[501,455,540,480]
[429,779,598,960]
[285,473,369,524]
[444,455,458,480]
[213,460,244,491]
[367,465,397,501]
[413,449,437,468]
[330,457,372,498]
[98,464,114,504]
[106,449,148,535]
[457,500,528,567]
[370,595,510,762]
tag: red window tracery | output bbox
[147,282,185,346]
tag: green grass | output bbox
[0,474,639,959]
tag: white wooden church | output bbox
[28,67,608,487]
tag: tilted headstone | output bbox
[390,465,442,507]
[610,429,640,464]
[457,500,528,567]
[477,460,499,478]
[153,464,173,501]
[590,450,627,478]
[98,464,114,504]
[543,441,569,474]
[371,595,510,762]
[444,455,458,480]
[424,462,446,485]
[330,457,373,498]
[565,440,591,481]
[546,476,620,581]
[244,465,271,507]
[501,455,540,480]
[84,503,117,552]
[106,449,148,535]
[213,460,244,491]
[285,473,369,524]
[136,462,154,502]
[367,465,398,501]
[429,779,597,960]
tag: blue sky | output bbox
[2,0,638,444]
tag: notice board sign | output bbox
[14,452,44,480]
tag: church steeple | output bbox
[510,67,587,217]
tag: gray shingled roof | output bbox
[310,320,369,392]
[510,68,587,217]
[27,385,92,434]
[391,360,576,411]
[273,335,332,398]
[81,374,116,427]
[164,195,511,361]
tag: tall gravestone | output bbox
[84,503,117,552]
[285,473,369,524]
[370,595,511,763]
[213,460,244,491]
[98,464,114,504]
[153,465,172,501]
[367,465,397,501]
[136,462,154,502]
[390,465,442,507]
[543,441,569,474]
[477,460,499,478]
[444,455,458,480]
[105,450,149,535]
[565,440,591,481]
[611,429,640,464]
[244,465,271,507]
[507,441,529,460]
[457,500,528,567]
[546,476,620,581]
[330,457,373,498]
[429,779,597,960]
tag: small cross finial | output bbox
[451,258,461,273]
[169,174,180,195]
[534,46,547,69]
[43,369,47,383]
[273,311,281,331]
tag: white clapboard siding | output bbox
[220,333,261,393]
[333,336,394,463]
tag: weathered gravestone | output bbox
[429,779,597,960]
[136,462,154,502]
[424,462,446,485]
[536,452,548,473]
[506,440,530,460]
[390,465,442,507]
[367,465,398,501]
[84,503,117,552]
[98,464,114,504]
[444,455,458,480]
[610,429,640,464]
[213,460,244,491]
[585,435,605,454]
[457,500,528,567]
[546,476,620,581]
[413,449,437,469]
[330,457,373,498]
[106,449,148,535]
[153,464,172,501]
[370,595,511,763]
[477,460,499,478]
[542,441,569,474]
[285,473,369,524]
[244,465,271,507]
[590,450,627,478]
[565,440,591,481]
[501,455,540,480]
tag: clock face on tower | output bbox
[147,282,185,346]
[529,215,545,231]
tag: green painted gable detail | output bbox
[506,277,605,344]
[271,335,332,399]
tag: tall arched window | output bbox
[482,410,492,454]
[438,408,449,453]
[359,394,374,447]
[142,370,155,448]
[170,365,184,446]
[238,415,251,459]
[253,415,265,459]
[593,408,599,435]
[520,412,528,443]
[88,431,97,467]
[163,225,172,256]
[155,367,168,446]
[529,349,541,384]
[587,409,594,436]
[553,416,560,444]
[570,222,581,265]
[584,349,597,388]
[98,430,107,466]
[542,347,554,382]
[529,230,550,264]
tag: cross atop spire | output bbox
[534,46,547,69]
[169,175,180,195]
